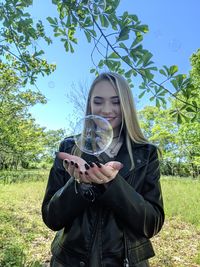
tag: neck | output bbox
[113,127,121,139]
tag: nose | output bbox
[102,101,112,114]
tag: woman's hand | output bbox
[57,152,91,183]
[57,152,87,171]
[57,152,123,185]
[83,161,123,184]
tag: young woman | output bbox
[42,72,165,267]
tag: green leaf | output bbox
[186,107,195,112]
[64,41,69,52]
[119,42,128,50]
[84,30,91,42]
[125,69,133,78]
[98,60,104,68]
[135,24,149,33]
[84,16,92,26]
[144,69,154,81]
[66,15,71,27]
[99,14,109,28]
[54,32,62,37]
[169,65,178,76]
[191,115,197,122]
[69,43,74,53]
[46,17,57,25]
[156,98,161,108]
[139,91,146,99]
[143,52,153,67]
[108,52,119,59]
[105,0,120,14]
[159,97,167,105]
[159,69,167,76]
[108,14,118,30]
[90,68,96,73]
[118,27,130,41]
[122,56,132,66]
[131,35,143,48]
[171,79,178,90]
[163,65,170,76]
[177,113,182,124]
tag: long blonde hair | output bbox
[73,72,149,169]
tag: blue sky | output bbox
[29,0,200,131]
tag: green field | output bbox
[0,172,200,267]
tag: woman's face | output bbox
[90,80,122,135]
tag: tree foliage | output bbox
[0,0,56,85]
[48,0,199,122]
[0,62,65,170]
[1,0,199,122]
[190,48,200,89]
[139,106,200,178]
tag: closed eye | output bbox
[112,101,120,105]
[93,101,102,105]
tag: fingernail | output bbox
[71,161,74,165]
[75,163,79,168]
[64,159,68,164]
[85,171,88,175]
[88,161,94,167]
[95,161,101,168]
[80,171,83,175]
[85,164,90,170]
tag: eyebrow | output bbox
[93,96,119,99]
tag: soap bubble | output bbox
[88,0,106,15]
[74,115,113,155]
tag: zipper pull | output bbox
[124,258,129,267]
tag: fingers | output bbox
[63,159,91,184]
[84,162,114,184]
[105,161,123,170]
[63,158,122,185]
[85,164,106,184]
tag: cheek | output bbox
[116,106,122,118]
[91,105,100,115]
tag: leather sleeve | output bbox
[99,145,165,238]
[41,139,91,231]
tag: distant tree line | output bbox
[139,106,199,178]
[0,62,66,170]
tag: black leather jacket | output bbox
[42,138,164,267]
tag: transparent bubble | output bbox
[168,39,182,52]
[48,81,55,88]
[88,0,106,15]
[74,115,113,155]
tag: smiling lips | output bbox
[104,117,116,121]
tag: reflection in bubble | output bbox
[74,115,113,155]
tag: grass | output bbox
[161,176,200,228]
[0,171,200,266]
[0,171,54,267]
[0,169,48,184]
[151,176,200,267]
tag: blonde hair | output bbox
[73,72,149,169]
